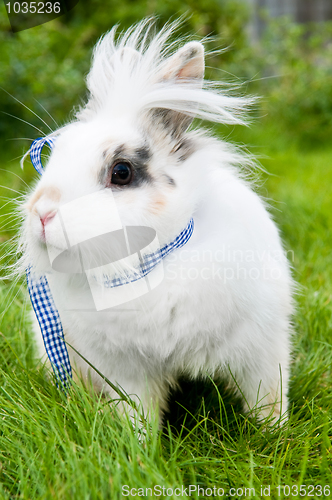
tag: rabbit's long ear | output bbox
[151,42,205,137]
[159,41,205,82]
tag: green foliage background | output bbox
[1,1,332,150]
[0,0,249,147]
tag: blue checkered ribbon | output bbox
[26,269,72,387]
[29,136,56,175]
[26,137,195,388]
[103,219,194,288]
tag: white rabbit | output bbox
[20,20,293,426]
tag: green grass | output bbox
[0,121,331,499]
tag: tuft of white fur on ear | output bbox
[158,41,204,82]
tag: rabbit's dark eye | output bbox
[109,162,132,186]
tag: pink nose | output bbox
[40,211,56,227]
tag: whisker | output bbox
[0,209,21,219]
[6,138,35,142]
[1,112,46,136]
[34,98,59,128]
[0,87,54,133]
[0,211,19,219]
[0,207,16,217]
[0,169,30,189]
[0,196,26,204]
[0,185,24,195]
[18,289,29,339]
[0,280,25,323]
[9,155,30,163]
[1,233,20,246]
[246,74,282,84]
[0,196,17,202]
[0,221,21,231]
[0,206,21,216]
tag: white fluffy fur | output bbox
[20,20,293,425]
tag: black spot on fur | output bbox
[171,137,196,162]
[164,174,176,186]
[113,144,126,158]
[186,47,197,59]
[151,108,193,139]
[135,146,152,163]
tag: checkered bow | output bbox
[29,136,56,175]
[27,137,194,388]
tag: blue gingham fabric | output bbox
[29,136,56,175]
[26,268,72,387]
[27,136,195,388]
[103,218,194,288]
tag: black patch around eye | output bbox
[129,146,153,186]
[101,143,153,188]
